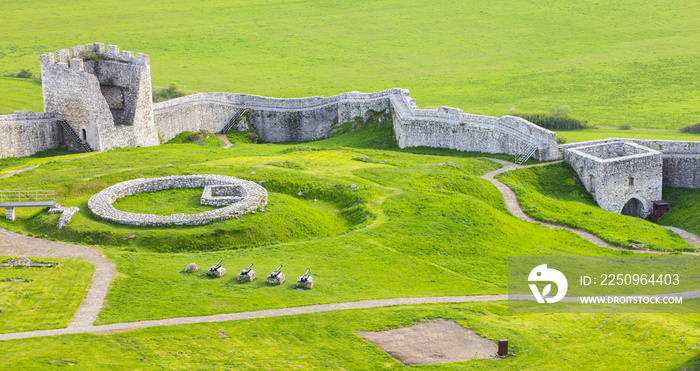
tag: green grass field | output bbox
[0,126,698,368]
[496,162,696,252]
[1,0,699,130]
[0,257,93,333]
[555,128,700,143]
[0,302,698,370]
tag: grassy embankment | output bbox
[496,162,696,251]
[1,0,700,130]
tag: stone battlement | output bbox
[40,43,149,70]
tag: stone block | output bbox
[267,273,285,285]
[237,270,256,282]
[5,208,15,221]
[207,267,226,277]
[297,276,313,289]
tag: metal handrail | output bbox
[0,190,55,203]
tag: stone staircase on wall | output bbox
[58,119,93,152]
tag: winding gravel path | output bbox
[0,166,39,179]
[480,158,700,253]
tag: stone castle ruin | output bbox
[1,43,699,218]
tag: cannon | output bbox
[296,268,313,289]
[270,265,283,278]
[299,268,310,282]
[237,263,256,282]
[205,259,225,277]
[266,264,285,284]
[240,263,253,275]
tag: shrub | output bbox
[15,69,33,79]
[618,124,632,130]
[556,135,567,144]
[245,132,259,143]
[680,123,700,134]
[79,49,98,61]
[512,111,591,130]
[154,84,187,102]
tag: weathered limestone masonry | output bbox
[0,111,63,158]
[88,175,266,226]
[562,141,663,218]
[40,43,159,152]
[562,139,700,189]
[153,89,560,161]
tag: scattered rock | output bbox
[630,243,645,249]
[298,191,305,196]
[258,180,265,185]
[433,186,444,191]
[122,233,136,240]
[166,164,173,167]
[530,206,537,209]
[250,171,255,175]
[0,257,54,268]
[314,198,318,202]
[444,161,461,170]
[380,160,387,163]
[184,263,198,273]
[351,184,359,190]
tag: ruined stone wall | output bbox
[563,141,663,217]
[561,139,700,188]
[0,112,63,158]
[41,43,159,151]
[154,88,560,160]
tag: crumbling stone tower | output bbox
[40,43,159,151]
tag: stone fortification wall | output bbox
[41,43,159,151]
[154,88,559,160]
[0,112,63,158]
[563,141,663,217]
[561,139,700,188]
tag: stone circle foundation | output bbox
[88,175,267,226]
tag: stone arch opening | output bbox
[621,198,645,218]
[81,128,87,141]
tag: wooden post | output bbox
[498,339,508,356]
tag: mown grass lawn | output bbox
[0,302,698,370]
[1,0,699,129]
[0,256,93,333]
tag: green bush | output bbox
[15,69,33,79]
[512,111,590,130]
[618,124,632,130]
[154,83,187,102]
[679,123,700,133]
[556,135,567,144]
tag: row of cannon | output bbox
[184,260,313,289]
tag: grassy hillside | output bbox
[658,188,700,236]
[496,162,695,251]
[1,0,699,129]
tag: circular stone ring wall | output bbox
[88,175,267,226]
